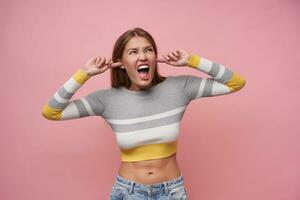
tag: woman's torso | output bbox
[98,77,189,184]
[118,153,181,184]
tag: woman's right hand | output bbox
[81,56,122,76]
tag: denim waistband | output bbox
[113,174,185,195]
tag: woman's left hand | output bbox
[157,49,190,67]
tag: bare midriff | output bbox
[118,153,181,184]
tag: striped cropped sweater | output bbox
[42,54,246,162]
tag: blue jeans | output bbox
[109,174,188,200]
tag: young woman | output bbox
[42,27,246,200]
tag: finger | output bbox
[171,51,180,58]
[101,64,110,72]
[98,57,104,66]
[168,52,178,61]
[102,57,107,66]
[88,57,97,65]
[105,57,111,65]
[107,60,113,68]
[156,57,165,63]
[105,59,110,65]
[173,50,181,57]
[96,57,100,66]
[162,54,170,62]
[110,62,123,68]
[98,57,106,68]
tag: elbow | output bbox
[41,111,57,121]
[41,104,62,121]
[227,73,246,92]
[233,79,246,92]
[237,78,246,91]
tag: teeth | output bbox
[137,65,149,70]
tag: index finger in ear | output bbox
[156,57,166,63]
[110,62,123,68]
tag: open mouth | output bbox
[137,65,150,79]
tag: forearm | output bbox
[41,69,91,120]
[187,54,246,93]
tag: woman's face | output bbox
[119,36,156,91]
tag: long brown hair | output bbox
[111,27,166,88]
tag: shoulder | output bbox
[85,87,116,99]
[167,75,187,82]
[167,75,201,85]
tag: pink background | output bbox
[1,0,300,199]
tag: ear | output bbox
[117,58,125,69]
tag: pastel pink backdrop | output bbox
[1,0,299,199]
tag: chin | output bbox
[139,82,152,90]
[136,79,153,90]
[131,71,154,90]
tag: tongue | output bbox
[138,71,148,79]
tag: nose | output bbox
[138,52,147,61]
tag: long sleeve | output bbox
[181,54,246,100]
[41,69,105,121]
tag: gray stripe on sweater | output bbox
[49,86,74,109]
[74,100,89,117]
[184,75,203,100]
[220,68,233,83]
[58,86,74,99]
[202,78,214,97]
[209,62,220,77]
[85,94,105,115]
[49,96,68,109]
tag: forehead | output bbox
[125,36,152,50]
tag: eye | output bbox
[146,48,153,52]
[129,50,137,55]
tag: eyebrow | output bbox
[126,45,153,52]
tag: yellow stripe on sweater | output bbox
[187,54,201,68]
[225,73,246,92]
[41,104,62,120]
[73,69,91,85]
[120,141,177,162]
